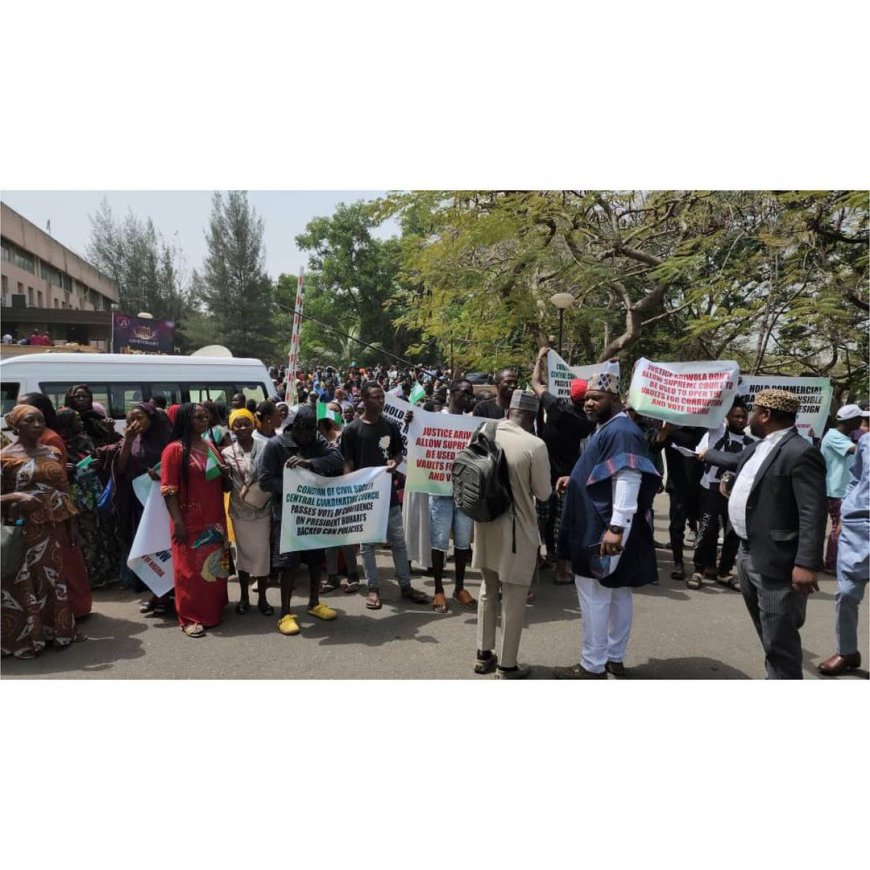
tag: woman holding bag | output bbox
[1,405,81,658]
[222,409,273,615]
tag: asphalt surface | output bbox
[3,495,867,680]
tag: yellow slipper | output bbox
[277,614,300,635]
[307,602,337,621]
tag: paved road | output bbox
[3,496,867,680]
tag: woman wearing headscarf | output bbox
[102,402,172,607]
[18,392,68,465]
[64,384,121,447]
[161,403,231,637]
[222,408,272,614]
[56,408,118,590]
[202,400,232,449]
[1,405,81,658]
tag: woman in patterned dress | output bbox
[1,405,80,658]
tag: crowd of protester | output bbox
[2,353,867,680]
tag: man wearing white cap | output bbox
[820,404,866,571]
[554,372,661,679]
[472,390,551,679]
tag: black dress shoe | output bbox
[553,663,607,680]
[818,652,861,676]
[605,660,626,677]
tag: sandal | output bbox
[321,574,342,594]
[257,599,275,616]
[365,593,383,610]
[716,574,740,590]
[344,580,361,594]
[686,574,702,590]
[235,601,250,615]
[432,593,449,614]
[181,623,206,638]
[453,588,476,607]
[400,586,429,604]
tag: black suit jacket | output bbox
[706,428,826,578]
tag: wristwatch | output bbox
[607,524,624,535]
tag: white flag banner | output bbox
[127,479,174,597]
[280,466,392,552]
[628,357,741,429]
[546,350,620,401]
[737,375,832,441]
[404,406,481,496]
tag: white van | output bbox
[0,353,279,432]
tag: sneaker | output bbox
[494,664,531,680]
[552,663,606,679]
[277,614,300,635]
[307,602,337,621]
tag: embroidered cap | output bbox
[509,389,540,413]
[586,372,620,395]
[754,388,800,414]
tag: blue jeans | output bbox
[360,505,411,592]
[429,495,473,552]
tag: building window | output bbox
[1,275,7,294]
[27,287,33,305]
[37,290,44,307]
[54,298,59,308]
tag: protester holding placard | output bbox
[160,404,231,638]
[428,380,476,614]
[705,389,827,679]
[340,384,429,610]
[258,406,344,635]
[531,346,593,571]
[222,409,272,616]
[554,372,660,679]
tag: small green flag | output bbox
[316,401,342,425]
[204,451,222,481]
[409,383,426,404]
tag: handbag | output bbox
[1,520,25,581]
[227,446,271,509]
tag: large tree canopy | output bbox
[376,190,868,397]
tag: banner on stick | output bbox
[546,350,620,401]
[628,358,740,429]
[280,466,392,552]
[382,393,410,473]
[127,479,174,597]
[737,376,832,441]
[404,407,481,496]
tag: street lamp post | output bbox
[549,292,575,356]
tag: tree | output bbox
[378,190,868,397]
[295,201,419,365]
[87,198,194,341]
[193,191,277,360]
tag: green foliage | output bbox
[190,191,277,360]
[87,198,196,351]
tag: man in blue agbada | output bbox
[554,372,661,678]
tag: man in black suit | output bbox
[701,389,827,679]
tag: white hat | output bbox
[836,404,867,421]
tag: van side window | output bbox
[149,383,181,405]
[41,382,111,415]
[187,384,234,406]
[109,383,147,418]
[238,384,266,404]
[1,381,20,416]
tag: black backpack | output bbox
[452,421,516,549]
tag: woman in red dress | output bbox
[160,403,230,638]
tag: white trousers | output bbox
[575,575,633,674]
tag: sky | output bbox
[0,190,399,281]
